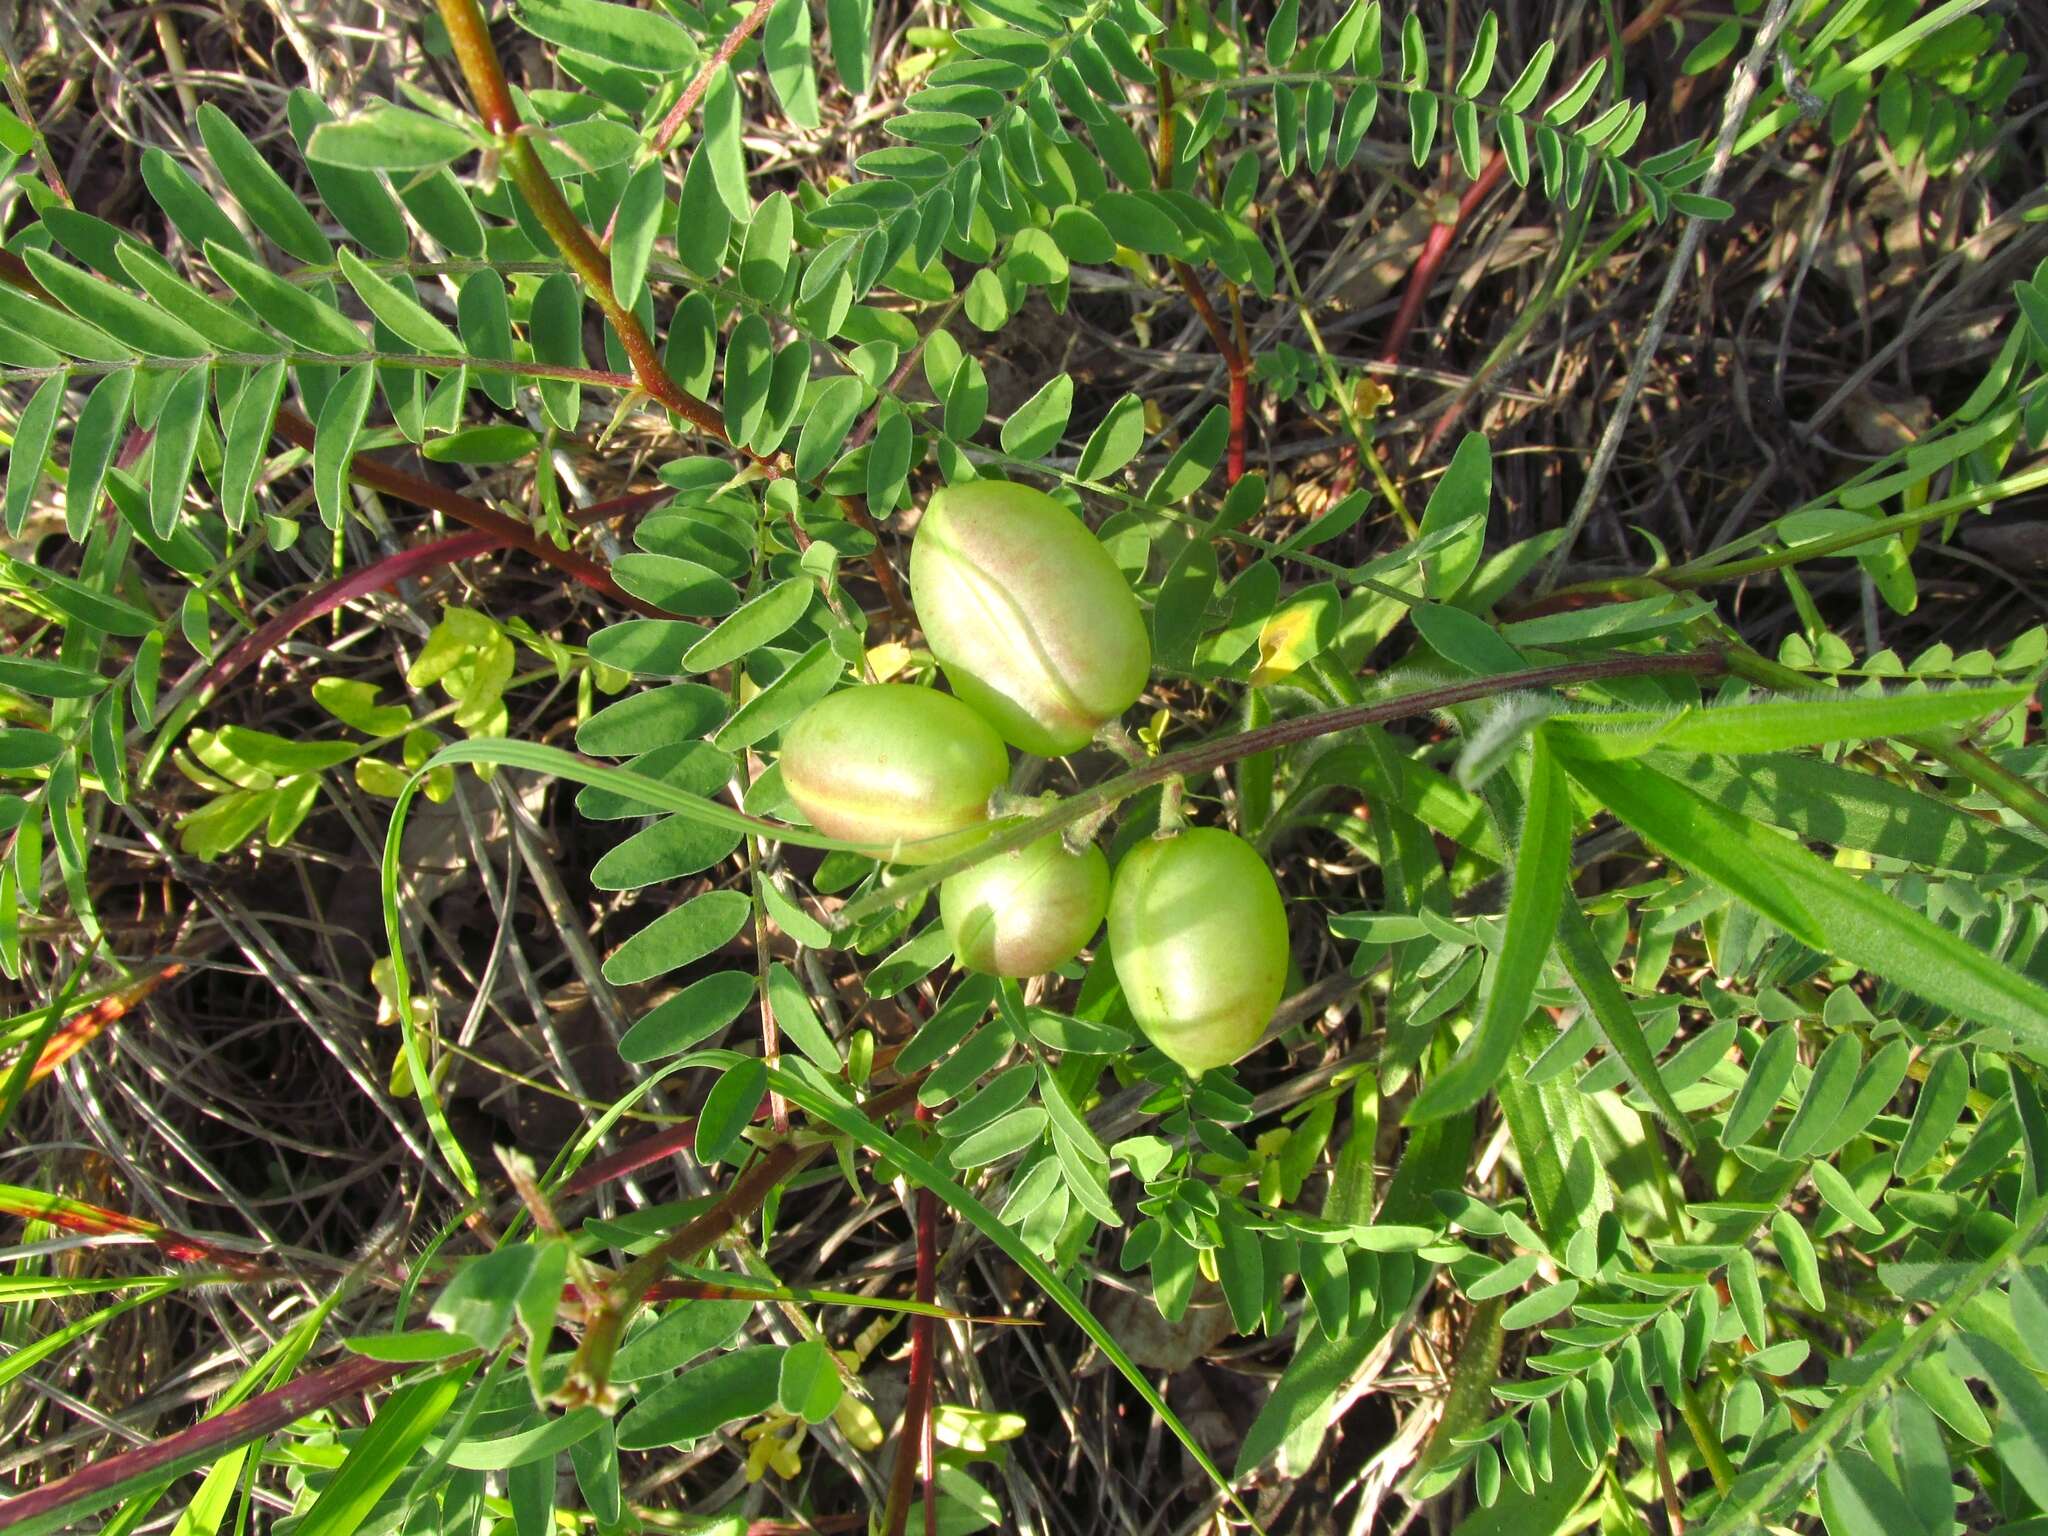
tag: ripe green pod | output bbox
[1107,828,1289,1076]
[909,480,1150,756]
[941,833,1110,977]
[779,684,1008,865]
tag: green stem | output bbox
[1666,461,2048,586]
[1677,1383,1735,1494]
[1719,644,2048,840]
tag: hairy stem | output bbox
[836,650,1728,926]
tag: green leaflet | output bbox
[1656,750,2048,878]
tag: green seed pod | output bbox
[941,833,1110,977]
[909,480,1151,756]
[779,684,1008,865]
[1107,827,1289,1076]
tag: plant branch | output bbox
[1536,0,1796,594]
[269,409,663,617]
[882,1102,939,1536]
[563,1078,922,1403]
[1155,47,1249,484]
[0,1352,413,1532]
[654,0,777,159]
[835,650,1728,926]
[434,0,754,460]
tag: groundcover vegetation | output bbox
[2,0,2047,1531]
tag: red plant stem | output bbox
[28,964,184,1084]
[435,0,757,462]
[560,1119,699,1198]
[189,529,493,698]
[883,1102,939,1536]
[649,0,778,158]
[1376,0,1690,366]
[602,0,778,253]
[0,1353,408,1530]
[1154,44,1250,486]
[184,487,672,702]
[270,409,662,617]
[0,1183,267,1276]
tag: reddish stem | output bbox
[637,0,779,186]
[0,1182,266,1276]
[270,409,661,617]
[1376,0,1690,366]
[883,1103,939,1536]
[189,530,492,699]
[28,964,184,1085]
[1155,51,1250,486]
[185,488,672,702]
[435,0,756,460]
[0,1353,408,1531]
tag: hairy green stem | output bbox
[1718,644,2048,839]
[834,650,1728,927]
[1665,461,2048,586]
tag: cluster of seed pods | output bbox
[780,481,1288,1077]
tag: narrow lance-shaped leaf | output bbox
[205,241,366,354]
[1567,753,2048,1059]
[64,369,133,541]
[23,249,209,359]
[222,360,288,534]
[148,366,207,539]
[196,103,334,265]
[305,107,476,172]
[313,364,377,531]
[337,249,462,356]
[1409,733,1569,1124]
[1553,893,1695,1151]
